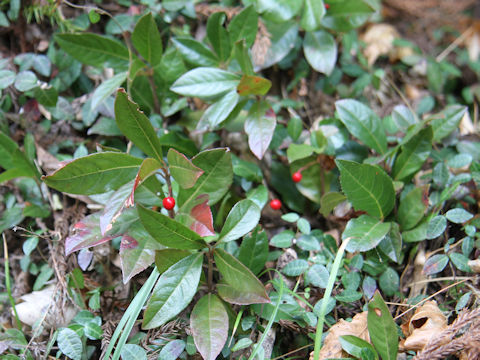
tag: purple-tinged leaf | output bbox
[191,294,228,360]
[214,249,269,305]
[119,222,164,283]
[177,194,216,237]
[244,101,276,160]
[77,249,93,271]
[65,213,116,256]
[167,149,204,189]
[423,254,449,275]
[100,180,133,235]
[159,340,185,360]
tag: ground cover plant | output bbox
[0,0,480,359]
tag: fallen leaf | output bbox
[465,29,480,62]
[467,259,480,273]
[361,24,400,66]
[403,301,447,351]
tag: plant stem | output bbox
[207,246,214,293]
[3,234,21,330]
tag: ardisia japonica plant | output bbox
[42,89,270,360]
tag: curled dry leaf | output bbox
[467,258,480,273]
[403,301,447,351]
[360,23,400,66]
[311,311,370,359]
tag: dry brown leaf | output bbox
[465,29,480,62]
[403,301,448,351]
[361,23,399,66]
[468,259,480,273]
[459,110,475,135]
[313,311,370,359]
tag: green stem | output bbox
[312,237,351,360]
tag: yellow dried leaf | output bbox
[403,301,447,351]
[361,24,399,66]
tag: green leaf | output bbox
[199,90,239,129]
[162,0,189,11]
[260,21,299,69]
[378,223,402,263]
[301,0,325,31]
[238,227,268,275]
[287,117,303,141]
[393,127,432,181]
[336,99,387,154]
[115,89,164,161]
[340,335,379,360]
[305,264,329,288]
[42,152,142,195]
[120,344,147,360]
[190,294,228,360]
[397,187,428,230]
[237,75,271,96]
[234,40,254,75]
[322,0,375,32]
[426,215,447,239]
[57,328,82,360]
[431,105,467,141]
[379,267,399,296]
[167,148,204,189]
[228,5,258,47]
[155,249,191,274]
[342,215,391,253]
[172,37,219,67]
[131,13,162,66]
[218,199,261,243]
[0,70,15,90]
[423,254,449,275]
[171,67,241,100]
[445,208,473,224]
[367,292,398,360]
[286,143,315,163]
[231,338,253,352]
[143,253,203,329]
[33,85,58,107]
[14,70,37,91]
[138,205,205,249]
[257,0,302,22]
[319,192,347,217]
[449,252,471,272]
[88,9,100,24]
[245,100,276,160]
[337,160,395,219]
[214,249,269,305]
[303,30,337,75]
[207,12,230,62]
[392,105,416,131]
[0,131,38,180]
[55,33,129,68]
[282,259,309,276]
[92,72,127,110]
[178,148,233,208]
[158,340,185,360]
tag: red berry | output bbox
[163,197,176,210]
[270,199,282,210]
[292,171,302,183]
[325,3,330,9]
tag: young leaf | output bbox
[119,221,164,283]
[190,294,228,360]
[214,249,269,305]
[303,30,337,75]
[335,99,387,155]
[218,199,261,243]
[143,253,203,329]
[300,0,325,32]
[342,215,391,253]
[167,148,204,189]
[115,89,164,161]
[131,13,162,66]
[238,227,268,275]
[237,75,271,96]
[172,37,220,67]
[55,33,129,68]
[171,67,241,100]
[244,101,276,160]
[206,12,230,62]
[397,186,428,230]
[42,152,142,195]
[393,127,433,181]
[336,160,395,219]
[367,292,398,360]
[228,5,258,47]
[138,205,205,249]
[178,148,233,209]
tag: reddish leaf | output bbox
[237,74,271,96]
[176,195,215,237]
[100,180,133,235]
[65,213,116,256]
